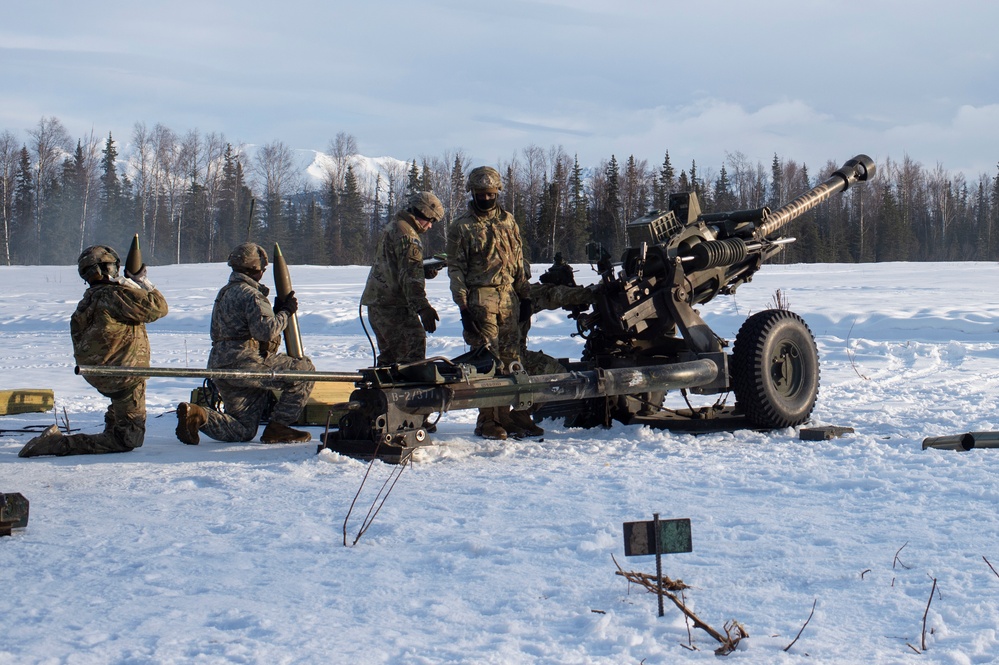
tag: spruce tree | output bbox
[11,147,34,264]
[448,155,465,237]
[769,153,783,208]
[567,155,589,262]
[99,132,124,242]
[654,151,674,210]
[602,155,622,256]
[340,165,367,261]
[714,164,736,211]
[677,170,690,193]
[406,160,420,196]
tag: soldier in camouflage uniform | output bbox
[446,166,534,440]
[174,242,314,445]
[506,256,596,436]
[19,246,168,458]
[520,255,595,377]
[361,191,445,366]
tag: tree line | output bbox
[2,116,997,268]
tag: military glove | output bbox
[125,264,147,281]
[519,298,533,323]
[459,307,475,332]
[275,290,298,315]
[418,306,439,334]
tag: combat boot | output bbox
[495,405,527,438]
[260,422,312,444]
[176,402,208,445]
[18,425,69,458]
[476,407,507,440]
[507,409,544,438]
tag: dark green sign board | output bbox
[623,518,692,556]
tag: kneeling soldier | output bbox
[174,242,314,445]
[20,246,168,458]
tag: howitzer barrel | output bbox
[755,154,875,239]
[363,359,719,412]
[76,365,364,383]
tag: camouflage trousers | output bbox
[54,381,148,455]
[367,305,426,366]
[463,286,522,371]
[203,354,315,443]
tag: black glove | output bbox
[275,290,298,315]
[519,298,533,323]
[460,307,476,333]
[423,265,439,280]
[125,264,147,281]
[418,306,439,334]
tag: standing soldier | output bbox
[361,191,445,367]
[446,166,536,440]
[174,242,314,445]
[19,246,168,458]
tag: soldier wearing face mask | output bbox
[361,191,445,367]
[446,166,535,440]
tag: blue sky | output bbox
[3,0,998,176]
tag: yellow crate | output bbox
[0,389,55,416]
[299,382,356,426]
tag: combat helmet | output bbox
[227,242,269,272]
[466,166,503,193]
[77,245,120,282]
[408,191,445,223]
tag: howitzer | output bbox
[536,154,875,431]
[317,154,874,462]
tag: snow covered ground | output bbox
[3,260,999,664]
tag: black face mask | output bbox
[472,192,497,212]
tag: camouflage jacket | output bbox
[208,272,290,369]
[71,278,168,394]
[530,282,595,312]
[360,211,430,311]
[446,203,530,309]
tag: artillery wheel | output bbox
[731,309,819,429]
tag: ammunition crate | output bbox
[298,382,355,426]
[0,389,55,416]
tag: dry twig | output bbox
[921,577,937,651]
[60,406,71,433]
[845,318,869,380]
[769,289,789,311]
[893,542,911,570]
[783,598,817,652]
[612,555,748,655]
[984,556,999,580]
[906,643,921,654]
[682,589,694,649]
